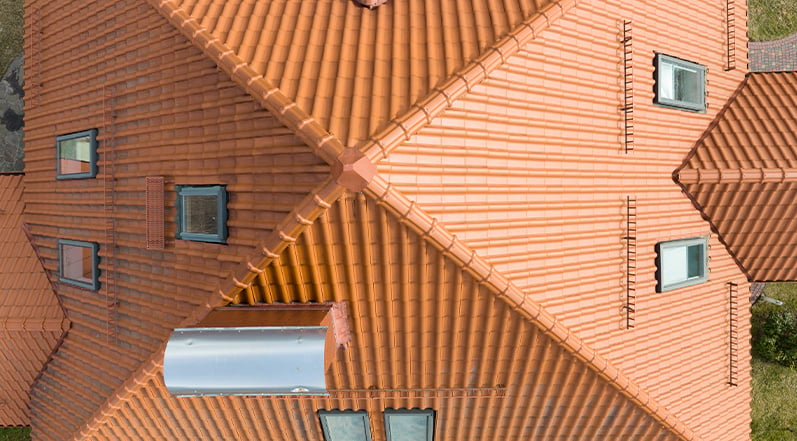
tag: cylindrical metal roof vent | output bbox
[164,326,328,397]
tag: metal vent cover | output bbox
[164,326,328,397]
[145,176,165,250]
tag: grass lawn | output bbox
[752,358,797,440]
[752,283,797,441]
[0,428,29,441]
[0,0,22,77]
[749,0,797,41]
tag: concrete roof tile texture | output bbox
[677,73,797,281]
[0,175,66,425]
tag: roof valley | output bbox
[366,175,701,441]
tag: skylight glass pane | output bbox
[673,64,700,103]
[659,62,674,100]
[183,195,219,234]
[687,244,702,278]
[319,411,371,441]
[58,136,91,174]
[61,243,93,283]
[385,410,434,441]
[661,245,688,286]
[58,239,99,290]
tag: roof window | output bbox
[175,185,228,243]
[384,409,435,441]
[654,54,706,112]
[58,239,99,290]
[56,129,98,179]
[655,236,708,292]
[319,410,372,441]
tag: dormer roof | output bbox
[676,73,797,281]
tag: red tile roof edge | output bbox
[21,222,71,320]
[678,167,797,184]
[20,217,73,396]
[673,75,753,282]
[362,0,578,163]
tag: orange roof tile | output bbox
[21,0,755,439]
[0,174,68,425]
[73,191,692,441]
[152,0,566,150]
[676,72,797,281]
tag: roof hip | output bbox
[363,0,579,163]
[146,0,346,167]
[78,2,705,440]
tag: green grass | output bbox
[752,359,797,440]
[0,0,22,77]
[749,0,797,42]
[0,428,29,441]
[752,283,797,441]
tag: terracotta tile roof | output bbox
[374,1,752,438]
[676,72,797,281]
[73,192,689,441]
[23,0,330,436]
[151,0,566,149]
[0,174,67,426]
[21,0,754,439]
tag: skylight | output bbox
[319,410,372,441]
[384,409,435,441]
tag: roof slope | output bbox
[116,0,747,440]
[22,0,328,437]
[153,0,561,148]
[24,0,750,439]
[0,175,67,425]
[73,192,687,441]
[676,73,797,281]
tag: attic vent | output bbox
[353,0,388,9]
[145,177,165,250]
